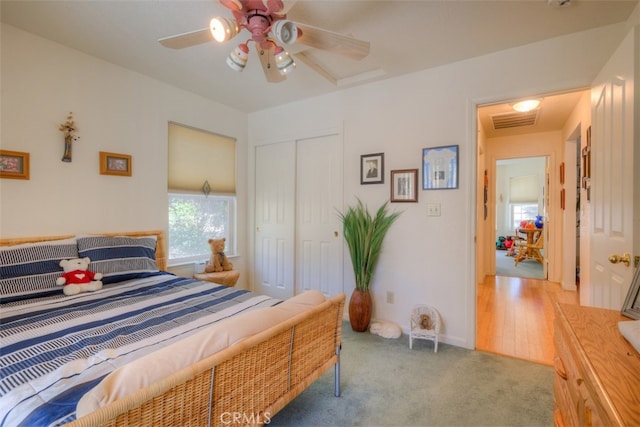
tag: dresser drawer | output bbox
[554,303,640,426]
[554,321,582,407]
[553,371,578,427]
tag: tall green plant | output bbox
[338,199,401,292]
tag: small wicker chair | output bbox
[409,305,441,352]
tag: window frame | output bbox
[510,202,539,230]
[167,192,237,265]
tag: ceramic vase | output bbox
[349,289,372,332]
[62,135,73,162]
[535,215,544,228]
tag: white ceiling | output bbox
[1,0,637,135]
[478,89,590,138]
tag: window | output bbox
[511,203,538,230]
[509,173,539,230]
[167,123,236,265]
[168,193,236,263]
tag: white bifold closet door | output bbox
[254,133,343,299]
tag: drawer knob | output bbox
[554,356,568,380]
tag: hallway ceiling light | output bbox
[512,99,541,112]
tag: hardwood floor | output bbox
[476,275,579,366]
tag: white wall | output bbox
[0,24,251,288]
[249,23,630,349]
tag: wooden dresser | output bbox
[554,303,640,426]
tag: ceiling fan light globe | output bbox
[272,20,298,45]
[210,16,238,43]
[226,44,249,72]
[275,49,295,75]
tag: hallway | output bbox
[476,275,578,365]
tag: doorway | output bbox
[494,157,546,280]
[475,89,587,362]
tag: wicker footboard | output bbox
[68,293,346,427]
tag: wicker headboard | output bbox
[0,230,167,271]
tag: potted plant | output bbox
[338,199,401,332]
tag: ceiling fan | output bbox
[158,0,370,83]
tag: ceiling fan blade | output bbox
[294,23,370,60]
[255,44,286,83]
[158,28,213,49]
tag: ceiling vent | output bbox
[491,110,539,130]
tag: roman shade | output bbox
[168,123,236,193]
[509,175,538,203]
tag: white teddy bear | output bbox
[56,257,103,296]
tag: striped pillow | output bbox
[77,235,158,284]
[0,238,79,302]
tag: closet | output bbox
[254,133,343,299]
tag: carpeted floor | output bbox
[495,249,544,279]
[271,323,554,426]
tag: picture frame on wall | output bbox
[622,265,640,320]
[0,150,30,180]
[390,169,418,202]
[100,151,132,176]
[422,145,458,190]
[360,152,384,184]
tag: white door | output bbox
[254,142,296,299]
[589,32,635,309]
[296,134,343,297]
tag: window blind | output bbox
[509,175,538,203]
[168,123,236,193]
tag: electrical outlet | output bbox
[426,203,441,216]
[386,291,394,304]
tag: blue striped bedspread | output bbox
[0,273,280,427]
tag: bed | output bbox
[1,231,345,426]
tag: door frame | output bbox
[249,125,345,298]
[493,156,548,280]
[471,89,588,348]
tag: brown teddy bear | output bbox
[205,238,233,272]
[419,314,433,330]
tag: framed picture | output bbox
[390,169,418,202]
[0,150,30,180]
[622,265,640,319]
[100,151,132,176]
[360,153,384,184]
[422,145,458,190]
